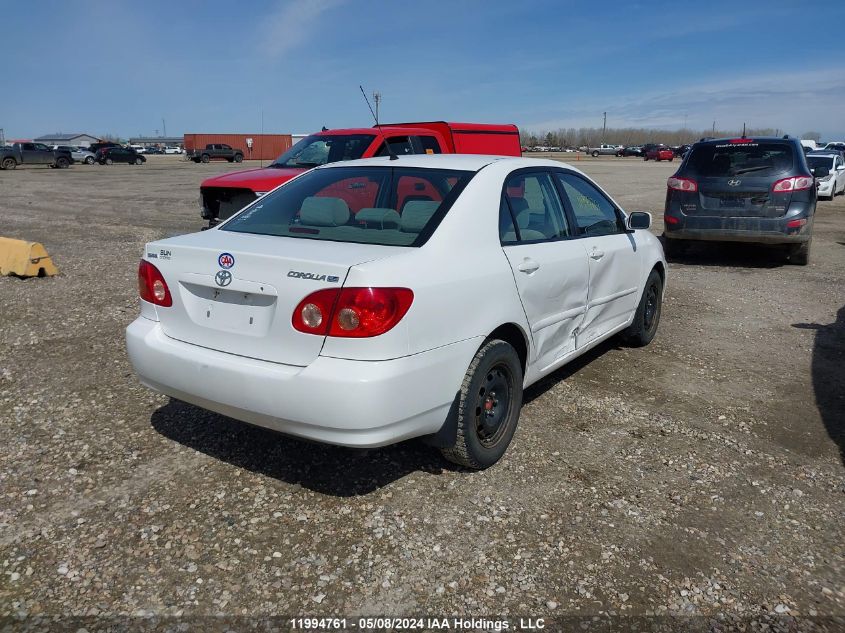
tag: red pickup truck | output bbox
[199,121,521,226]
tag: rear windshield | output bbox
[686,142,795,177]
[221,166,474,247]
[270,134,375,169]
[807,156,834,171]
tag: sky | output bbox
[4,0,844,141]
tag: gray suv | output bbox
[663,136,816,265]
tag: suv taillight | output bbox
[667,176,698,192]
[293,287,414,338]
[138,260,172,307]
[772,176,813,192]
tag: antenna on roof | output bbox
[360,85,397,160]
[742,122,746,138]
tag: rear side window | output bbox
[502,172,569,242]
[222,166,474,247]
[686,142,795,177]
[375,136,415,157]
[417,136,442,154]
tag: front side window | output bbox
[270,134,375,169]
[222,166,474,247]
[556,173,623,237]
[501,171,569,242]
[418,136,442,154]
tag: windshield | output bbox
[270,134,375,169]
[222,166,474,247]
[686,142,795,177]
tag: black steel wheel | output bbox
[621,269,663,347]
[441,339,523,469]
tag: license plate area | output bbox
[719,196,745,208]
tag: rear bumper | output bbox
[126,317,481,448]
[664,214,812,244]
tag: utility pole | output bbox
[602,112,607,141]
[162,118,166,138]
[0,128,5,146]
[373,92,382,124]
[712,121,716,135]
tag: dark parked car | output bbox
[97,147,146,165]
[186,143,244,163]
[663,136,815,264]
[619,145,644,157]
[88,142,122,154]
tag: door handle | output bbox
[589,247,605,260]
[517,258,540,274]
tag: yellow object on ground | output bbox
[0,237,59,277]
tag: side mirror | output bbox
[626,211,652,230]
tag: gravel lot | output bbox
[1,154,843,631]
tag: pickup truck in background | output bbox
[0,142,73,170]
[186,144,244,164]
[199,121,522,226]
[586,144,623,157]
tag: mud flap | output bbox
[0,237,59,277]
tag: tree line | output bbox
[518,126,790,149]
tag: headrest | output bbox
[509,197,529,214]
[515,209,531,229]
[400,200,440,233]
[300,196,350,227]
[356,207,401,229]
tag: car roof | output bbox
[315,154,573,172]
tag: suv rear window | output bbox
[686,142,795,177]
[222,166,474,247]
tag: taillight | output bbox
[293,287,414,338]
[138,260,172,307]
[786,218,807,228]
[663,215,680,225]
[772,176,813,192]
[667,176,698,192]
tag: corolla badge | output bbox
[218,252,235,268]
[215,270,232,287]
[727,179,742,187]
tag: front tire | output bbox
[621,269,663,347]
[85,156,94,165]
[105,158,113,165]
[440,340,523,469]
[234,154,243,163]
[135,157,143,165]
[201,154,210,163]
[56,157,69,169]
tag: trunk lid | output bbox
[692,176,790,218]
[147,230,400,366]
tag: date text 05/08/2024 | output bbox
[289,616,547,630]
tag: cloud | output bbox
[527,67,845,137]
[260,0,345,58]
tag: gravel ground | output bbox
[0,155,843,632]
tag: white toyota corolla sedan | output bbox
[127,155,666,468]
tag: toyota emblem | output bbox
[215,270,232,287]
[727,179,741,187]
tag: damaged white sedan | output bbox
[127,154,666,468]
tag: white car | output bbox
[164,146,183,155]
[126,155,666,468]
[807,152,845,200]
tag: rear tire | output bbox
[56,157,69,169]
[105,158,113,165]
[621,269,663,347]
[201,154,210,163]
[85,156,94,165]
[663,236,688,259]
[1,157,16,170]
[787,239,811,266]
[591,150,599,157]
[440,340,523,470]
[643,156,649,161]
